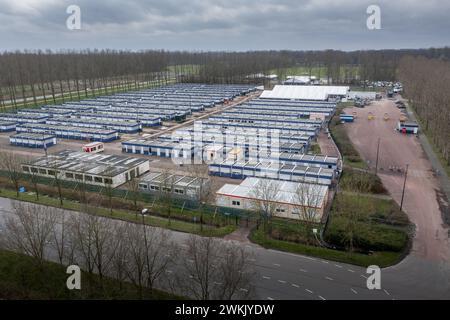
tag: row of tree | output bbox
[1,48,449,110]
[0,202,254,300]
[397,56,450,165]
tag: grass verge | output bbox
[250,229,403,268]
[0,188,236,237]
[0,249,180,299]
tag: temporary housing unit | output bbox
[46,117,142,134]
[122,139,195,159]
[22,150,150,188]
[138,172,209,199]
[0,113,49,124]
[9,133,57,149]
[216,177,329,221]
[73,112,162,127]
[208,161,334,185]
[0,121,17,132]
[16,123,119,142]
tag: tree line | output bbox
[397,55,450,165]
[0,201,254,300]
[1,47,450,110]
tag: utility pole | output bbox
[400,164,409,211]
[375,138,380,174]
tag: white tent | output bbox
[260,85,349,101]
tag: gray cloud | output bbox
[0,0,449,51]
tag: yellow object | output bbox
[368,112,375,120]
[383,113,389,120]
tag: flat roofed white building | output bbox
[260,85,349,101]
[216,177,329,221]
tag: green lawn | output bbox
[0,249,181,299]
[330,104,367,169]
[250,229,403,268]
[249,193,411,268]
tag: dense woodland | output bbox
[398,56,450,165]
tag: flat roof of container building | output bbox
[225,108,333,116]
[73,112,161,122]
[47,117,140,127]
[17,123,118,135]
[0,113,49,120]
[0,121,17,126]
[216,177,328,208]
[140,172,204,188]
[27,150,148,177]
[199,120,319,134]
[10,133,55,140]
[278,152,338,164]
[209,114,323,126]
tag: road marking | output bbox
[262,276,271,280]
[384,289,390,296]
[334,264,343,268]
[299,268,308,273]
[278,280,286,284]
[321,260,329,264]
[325,276,334,281]
[318,295,326,300]
[273,263,281,267]
[347,269,355,273]
[360,275,368,279]
[291,284,300,288]
[305,289,313,294]
[267,297,274,300]
[351,288,358,294]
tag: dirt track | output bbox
[343,99,450,262]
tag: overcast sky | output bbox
[0,0,449,51]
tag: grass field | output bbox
[0,249,180,299]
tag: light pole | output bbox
[400,164,409,211]
[375,138,380,174]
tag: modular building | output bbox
[16,123,119,142]
[216,177,329,222]
[72,112,161,127]
[10,133,57,148]
[22,150,150,188]
[275,152,338,169]
[209,160,334,185]
[46,117,141,134]
[0,113,48,124]
[138,172,209,199]
[199,120,319,136]
[0,121,17,132]
[122,139,195,159]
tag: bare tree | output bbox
[177,235,254,300]
[0,151,23,197]
[187,165,213,231]
[4,202,57,266]
[250,178,281,234]
[293,183,324,244]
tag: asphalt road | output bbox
[1,196,449,300]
